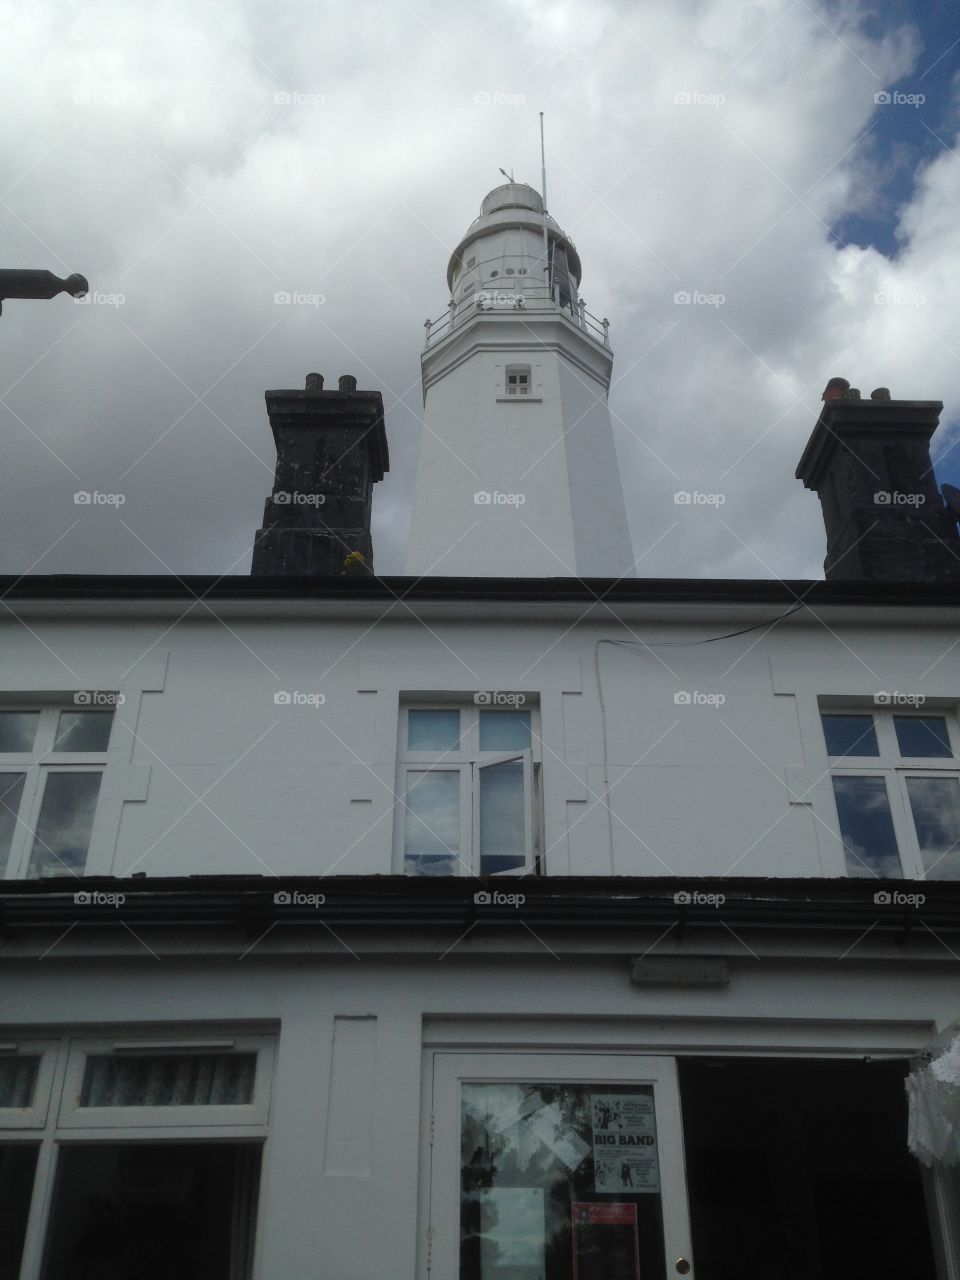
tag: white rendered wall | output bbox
[407,315,632,576]
[407,343,580,576]
[2,598,960,883]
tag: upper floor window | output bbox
[0,704,116,879]
[505,365,530,397]
[822,709,960,880]
[397,701,540,877]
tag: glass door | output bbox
[426,1053,694,1280]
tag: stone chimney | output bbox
[796,381,960,582]
[251,373,389,576]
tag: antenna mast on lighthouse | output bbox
[540,112,550,299]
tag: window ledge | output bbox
[496,396,542,403]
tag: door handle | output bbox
[675,1260,691,1276]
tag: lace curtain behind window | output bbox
[0,1056,39,1108]
[80,1052,256,1107]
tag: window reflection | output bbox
[0,711,39,753]
[26,771,103,878]
[894,717,952,759]
[0,773,26,866]
[821,715,879,757]
[831,776,902,878]
[408,710,462,753]
[403,770,460,874]
[479,761,526,874]
[906,776,960,879]
[479,712,531,752]
[54,711,114,753]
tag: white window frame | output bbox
[822,706,960,879]
[0,704,117,880]
[504,364,531,396]
[58,1034,276,1129]
[0,1040,59,1129]
[396,701,541,877]
[0,1030,273,1280]
[421,1051,694,1280]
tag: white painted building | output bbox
[3,184,960,1280]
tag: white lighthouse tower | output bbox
[406,180,634,577]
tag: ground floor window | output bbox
[40,1142,260,1280]
[0,1032,271,1280]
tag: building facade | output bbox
[2,181,960,1280]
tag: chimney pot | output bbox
[305,372,323,391]
[844,387,861,400]
[822,377,850,401]
[338,374,357,392]
[871,387,891,402]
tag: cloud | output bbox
[0,0,956,582]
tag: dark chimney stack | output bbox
[796,380,959,582]
[251,373,389,576]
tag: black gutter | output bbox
[0,575,959,608]
[0,875,956,938]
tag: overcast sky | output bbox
[2,0,959,581]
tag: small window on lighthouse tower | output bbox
[505,366,531,396]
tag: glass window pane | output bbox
[479,760,525,874]
[821,715,879,757]
[0,1144,38,1280]
[40,1143,260,1280]
[404,770,460,875]
[26,771,102,878]
[479,711,531,752]
[0,711,39,753]
[407,709,461,753]
[80,1053,256,1107]
[906,776,960,879]
[0,773,26,865]
[831,776,902,878]
[0,1056,39,1108]
[54,710,114,752]
[894,717,952,758]
[461,1083,666,1280]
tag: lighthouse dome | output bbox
[446,181,582,297]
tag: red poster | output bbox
[572,1202,641,1280]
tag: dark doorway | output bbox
[678,1057,935,1280]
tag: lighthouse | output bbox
[406,180,634,577]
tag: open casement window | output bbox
[0,1033,272,1280]
[0,705,116,880]
[821,708,960,879]
[398,703,539,876]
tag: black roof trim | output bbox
[1,874,955,935]
[0,575,958,607]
